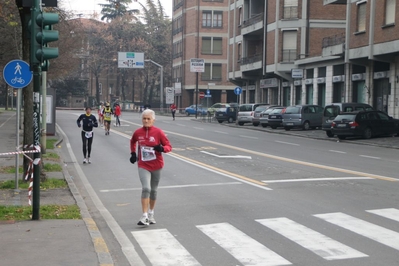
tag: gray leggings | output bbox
[138,168,161,200]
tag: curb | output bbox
[56,126,115,266]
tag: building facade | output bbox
[172,0,236,108]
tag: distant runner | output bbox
[102,102,113,135]
[77,107,98,164]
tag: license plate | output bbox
[270,116,276,118]
[286,122,294,126]
[337,124,346,127]
[218,114,223,116]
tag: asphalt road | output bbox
[57,110,399,266]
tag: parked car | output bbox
[215,106,239,123]
[267,107,286,129]
[259,107,279,128]
[282,105,324,130]
[252,105,272,126]
[331,110,399,140]
[237,103,269,126]
[322,103,374,137]
[184,105,207,116]
[207,103,236,116]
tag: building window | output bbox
[173,40,183,59]
[282,30,297,62]
[238,7,243,25]
[201,37,222,55]
[283,0,298,19]
[385,0,396,25]
[202,63,222,81]
[202,11,223,28]
[203,0,224,2]
[173,0,183,11]
[357,2,366,32]
[172,16,183,35]
[237,42,241,62]
[173,65,182,82]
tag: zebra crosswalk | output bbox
[131,208,399,266]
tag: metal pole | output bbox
[41,71,47,153]
[15,89,21,191]
[195,72,198,119]
[11,89,14,110]
[160,65,163,113]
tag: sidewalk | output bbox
[0,111,108,266]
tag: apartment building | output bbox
[172,0,236,108]
[228,0,347,106]
[324,0,399,117]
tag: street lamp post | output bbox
[145,59,164,113]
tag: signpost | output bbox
[234,87,242,124]
[199,92,205,99]
[118,52,144,68]
[3,60,32,193]
[190,58,205,119]
[165,87,174,104]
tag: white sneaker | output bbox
[148,213,156,224]
[83,158,87,164]
[88,158,91,164]
[137,215,149,226]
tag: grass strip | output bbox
[0,178,67,189]
[0,205,81,220]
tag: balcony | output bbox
[323,0,347,5]
[322,33,345,57]
[241,13,264,35]
[172,26,183,36]
[240,54,262,72]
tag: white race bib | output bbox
[141,146,156,162]
[85,131,93,138]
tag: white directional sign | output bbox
[118,52,144,68]
[190,58,205,72]
[165,87,174,104]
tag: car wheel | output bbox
[185,112,190,116]
[238,122,244,126]
[338,135,346,140]
[271,126,277,129]
[261,124,267,128]
[362,127,372,139]
[253,123,259,127]
[228,117,234,123]
[326,131,334,138]
[302,121,310,130]
[284,127,291,131]
[217,120,223,124]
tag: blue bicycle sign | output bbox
[3,60,32,89]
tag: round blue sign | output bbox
[2,60,33,89]
[234,87,242,95]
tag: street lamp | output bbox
[145,59,164,113]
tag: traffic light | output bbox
[30,10,59,69]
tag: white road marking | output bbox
[197,223,291,266]
[329,150,347,154]
[66,143,71,148]
[132,229,201,266]
[360,155,381,160]
[315,212,399,251]
[366,208,399,222]
[262,177,373,183]
[176,123,186,127]
[193,127,204,130]
[214,130,228,134]
[256,217,367,260]
[275,140,299,146]
[99,182,242,192]
[201,151,252,159]
[238,135,259,140]
[0,112,15,128]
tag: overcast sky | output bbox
[61,0,173,18]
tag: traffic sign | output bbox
[190,58,205,72]
[118,52,144,68]
[206,89,210,95]
[199,92,205,99]
[3,60,33,89]
[234,87,242,95]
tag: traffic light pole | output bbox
[31,0,41,220]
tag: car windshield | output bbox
[324,106,340,117]
[255,106,268,112]
[284,107,300,114]
[239,105,253,111]
[270,108,284,114]
[334,114,356,121]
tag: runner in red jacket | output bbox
[130,109,172,226]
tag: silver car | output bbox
[237,103,269,126]
[282,105,324,130]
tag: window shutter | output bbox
[385,0,396,25]
[357,3,366,32]
[202,37,211,54]
[213,38,222,54]
[283,31,297,50]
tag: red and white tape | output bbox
[0,145,41,157]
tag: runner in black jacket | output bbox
[77,107,98,164]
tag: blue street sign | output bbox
[206,89,210,95]
[234,87,242,95]
[3,60,33,89]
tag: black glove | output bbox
[153,144,164,153]
[78,123,81,128]
[130,152,137,164]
